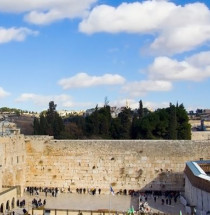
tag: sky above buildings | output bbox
[0,0,210,112]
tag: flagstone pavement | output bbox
[15,192,186,215]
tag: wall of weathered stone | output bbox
[0,144,3,191]
[25,137,210,193]
[0,135,26,192]
[0,134,209,195]
[191,131,210,140]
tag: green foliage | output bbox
[168,103,177,139]
[138,100,143,119]
[176,104,191,139]
[0,107,33,115]
[33,101,64,139]
[34,100,191,140]
[130,101,191,140]
[33,117,40,135]
[118,107,132,139]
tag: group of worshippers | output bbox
[26,186,60,197]
[32,198,46,208]
[18,199,26,208]
[76,188,102,195]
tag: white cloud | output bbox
[79,1,210,55]
[58,73,126,89]
[0,87,10,98]
[62,101,94,108]
[0,27,38,43]
[148,51,210,81]
[186,51,210,68]
[79,1,175,34]
[15,93,95,109]
[120,51,210,98]
[16,93,72,106]
[143,101,169,111]
[0,0,97,25]
[122,80,172,97]
[110,99,169,111]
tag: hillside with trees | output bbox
[33,100,191,140]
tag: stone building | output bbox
[184,160,210,214]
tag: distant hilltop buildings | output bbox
[188,109,210,131]
[0,121,20,136]
[188,108,210,120]
[57,110,85,117]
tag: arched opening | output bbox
[11,198,15,209]
[17,200,19,207]
[0,203,4,213]
[6,200,10,211]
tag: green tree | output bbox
[39,111,48,135]
[118,107,132,139]
[154,108,169,139]
[176,104,191,139]
[33,101,64,139]
[138,100,144,119]
[60,122,83,139]
[168,103,177,139]
[93,105,99,135]
[33,117,40,135]
[110,118,121,139]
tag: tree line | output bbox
[33,100,191,140]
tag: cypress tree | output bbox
[138,100,144,119]
[168,103,177,139]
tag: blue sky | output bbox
[0,0,210,112]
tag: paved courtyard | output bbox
[17,192,186,215]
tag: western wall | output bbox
[0,134,209,195]
[24,136,210,193]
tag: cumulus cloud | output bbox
[79,1,210,55]
[0,0,97,25]
[148,51,210,81]
[110,99,169,111]
[0,87,10,98]
[79,1,175,33]
[58,73,126,89]
[16,93,72,106]
[0,27,38,43]
[62,101,94,108]
[122,80,172,97]
[15,93,94,109]
[120,50,210,98]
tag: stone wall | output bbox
[191,131,210,140]
[0,135,26,192]
[0,134,209,195]
[25,137,210,193]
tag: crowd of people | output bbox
[26,186,61,197]
[25,186,104,196]
[32,198,46,208]
[137,191,181,213]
